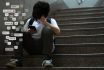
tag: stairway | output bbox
[1,7,104,70]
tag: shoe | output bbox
[42,59,53,68]
[6,59,18,68]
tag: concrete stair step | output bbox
[54,54,104,67]
[56,7,104,13]
[1,43,104,55]
[56,35,104,44]
[59,22,104,29]
[56,16,104,21]
[1,67,104,70]
[55,12,104,18]
[0,55,104,67]
[56,17,104,23]
[58,20,104,24]
[61,28,104,36]
[55,10,104,15]
[2,43,104,55]
[55,43,104,54]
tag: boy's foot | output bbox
[6,59,18,68]
[42,59,53,68]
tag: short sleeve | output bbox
[51,18,60,29]
[22,18,31,32]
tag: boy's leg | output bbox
[14,41,23,66]
[6,38,23,68]
[41,27,55,67]
[22,32,42,55]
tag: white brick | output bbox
[9,37,16,40]
[3,9,16,13]
[6,36,9,39]
[14,46,18,49]
[4,22,13,25]
[6,2,10,6]
[20,21,24,25]
[2,31,10,35]
[14,13,19,16]
[24,9,29,12]
[4,40,8,43]
[12,26,16,29]
[5,13,9,16]
[7,26,11,30]
[4,17,8,21]
[14,22,18,25]
[7,42,11,45]
[22,13,26,16]
[11,5,19,8]
[5,48,14,52]
[12,18,16,21]
[14,33,23,37]
[19,38,23,42]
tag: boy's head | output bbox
[32,1,50,20]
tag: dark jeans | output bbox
[14,27,55,64]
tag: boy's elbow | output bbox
[55,29,61,35]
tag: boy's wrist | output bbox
[45,22,50,26]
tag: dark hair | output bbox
[32,1,50,20]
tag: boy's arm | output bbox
[38,16,60,35]
[22,19,30,32]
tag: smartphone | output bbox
[29,25,36,31]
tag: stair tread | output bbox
[1,67,104,70]
[1,53,104,56]
[56,36,104,44]
[56,43,104,45]
[55,12,104,17]
[58,22,104,29]
[57,34,104,37]
[61,28,104,36]
[56,16,104,21]
[0,55,104,67]
[1,66,104,68]
[56,7,104,13]
[58,21,104,25]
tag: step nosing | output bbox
[1,53,104,56]
[61,27,104,30]
[54,53,104,56]
[56,34,104,37]
[57,10,104,13]
[57,16,104,20]
[55,12,104,16]
[58,21,104,25]
[55,43,104,45]
[56,8,104,13]
[1,67,104,69]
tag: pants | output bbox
[14,27,55,63]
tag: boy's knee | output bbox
[42,27,53,35]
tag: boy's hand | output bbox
[38,16,48,26]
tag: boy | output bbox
[6,1,60,68]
